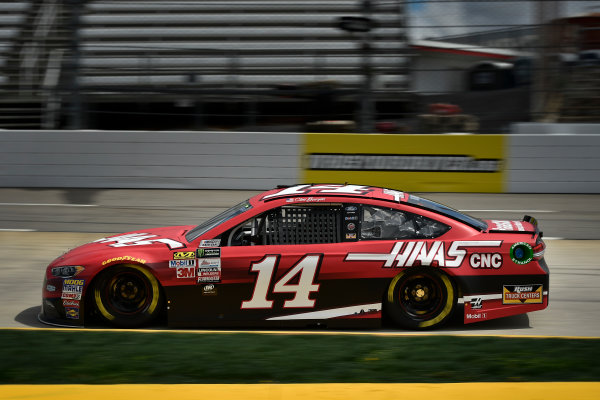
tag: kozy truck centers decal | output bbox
[346,241,502,268]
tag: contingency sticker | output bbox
[200,239,221,248]
[503,284,543,304]
[197,258,221,283]
[61,279,85,300]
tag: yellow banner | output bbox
[302,133,506,192]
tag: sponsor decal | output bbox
[102,256,147,266]
[176,266,196,279]
[197,258,222,283]
[202,284,217,296]
[469,253,502,269]
[344,216,358,221]
[503,284,543,304]
[61,278,85,300]
[169,259,197,268]
[197,248,221,258]
[173,251,195,260]
[346,241,502,268]
[466,312,487,320]
[63,299,79,307]
[510,242,533,265]
[470,297,483,310]
[345,206,358,212]
[46,284,56,292]
[94,233,184,249]
[197,267,221,283]
[200,239,221,248]
[307,154,502,173]
[346,233,357,240]
[263,184,374,200]
[65,307,80,319]
[347,223,356,231]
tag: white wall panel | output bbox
[0,131,301,189]
[507,128,600,193]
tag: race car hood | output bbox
[49,226,195,266]
[485,219,537,233]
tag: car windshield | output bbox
[185,200,253,242]
[407,195,488,231]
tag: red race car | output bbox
[40,184,548,330]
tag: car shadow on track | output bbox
[14,306,47,328]
[15,304,531,333]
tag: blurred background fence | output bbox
[0,0,599,133]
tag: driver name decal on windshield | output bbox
[346,240,502,268]
[94,233,185,249]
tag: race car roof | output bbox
[258,184,407,203]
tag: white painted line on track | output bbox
[0,203,96,207]
[0,228,36,232]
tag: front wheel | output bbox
[385,267,457,330]
[92,264,164,328]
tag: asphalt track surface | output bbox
[1,189,599,337]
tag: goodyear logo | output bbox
[173,251,195,260]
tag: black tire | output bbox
[385,267,457,330]
[92,264,163,328]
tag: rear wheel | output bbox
[385,267,457,330]
[92,264,163,328]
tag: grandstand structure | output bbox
[0,0,410,130]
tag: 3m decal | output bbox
[262,184,373,200]
[197,248,221,258]
[199,239,221,248]
[346,241,502,268]
[241,254,322,309]
[173,251,195,260]
[176,266,196,279]
[169,259,196,268]
[94,233,184,249]
[102,256,147,266]
[469,253,502,269]
[503,284,543,304]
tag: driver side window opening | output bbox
[224,204,343,246]
[361,205,450,240]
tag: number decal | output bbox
[241,254,322,309]
[241,256,278,309]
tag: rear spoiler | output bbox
[523,215,543,239]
